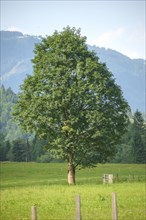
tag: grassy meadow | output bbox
[0,162,146,220]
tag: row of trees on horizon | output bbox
[0,85,145,164]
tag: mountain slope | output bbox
[88,45,145,113]
[1,31,145,112]
[1,31,40,89]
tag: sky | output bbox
[1,0,146,59]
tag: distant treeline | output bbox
[0,86,145,163]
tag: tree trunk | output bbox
[25,138,31,162]
[67,163,75,185]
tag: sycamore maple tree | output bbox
[13,27,129,184]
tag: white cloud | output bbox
[90,27,145,59]
[6,26,25,34]
[121,50,145,59]
[93,27,125,48]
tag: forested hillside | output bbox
[0,86,48,162]
[0,86,145,163]
[111,110,146,164]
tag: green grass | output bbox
[0,163,146,220]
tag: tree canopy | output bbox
[13,27,129,184]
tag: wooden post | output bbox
[31,206,37,220]
[112,192,118,220]
[76,195,81,220]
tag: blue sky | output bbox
[1,0,145,59]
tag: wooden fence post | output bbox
[112,192,118,220]
[76,195,81,220]
[31,206,37,220]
